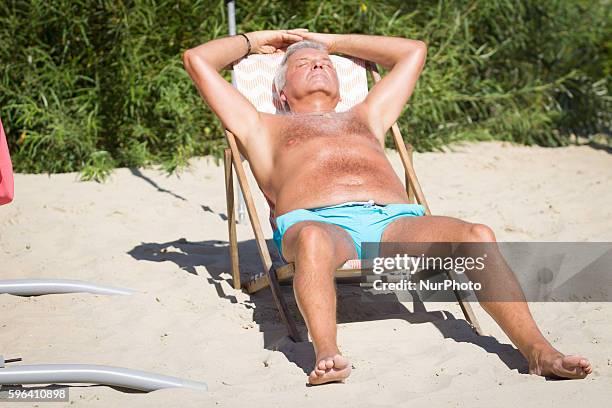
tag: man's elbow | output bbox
[182,49,217,74]
[407,39,427,57]
[415,41,427,65]
[182,48,206,65]
[182,49,194,68]
[399,39,427,66]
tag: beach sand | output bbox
[1,141,611,407]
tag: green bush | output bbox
[0,0,609,180]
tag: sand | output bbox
[1,141,611,407]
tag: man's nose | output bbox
[313,61,324,69]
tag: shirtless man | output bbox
[182,29,592,385]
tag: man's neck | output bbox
[286,94,338,114]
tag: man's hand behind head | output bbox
[286,30,338,53]
[249,29,308,54]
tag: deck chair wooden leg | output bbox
[224,148,240,290]
[445,270,483,335]
[225,130,275,276]
[405,145,416,204]
[405,173,416,204]
[268,266,302,342]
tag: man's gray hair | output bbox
[273,40,328,107]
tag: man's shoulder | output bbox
[347,103,384,141]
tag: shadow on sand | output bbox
[128,238,527,375]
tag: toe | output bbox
[333,354,349,369]
[559,355,589,378]
[308,355,352,386]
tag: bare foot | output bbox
[308,354,351,385]
[529,347,592,379]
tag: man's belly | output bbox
[271,145,409,216]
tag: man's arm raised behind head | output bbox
[356,36,427,138]
[182,30,304,150]
[182,34,262,149]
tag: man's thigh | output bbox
[381,214,475,242]
[380,214,474,257]
[281,221,358,267]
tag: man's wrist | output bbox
[238,33,251,57]
[328,33,348,54]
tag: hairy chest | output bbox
[274,111,377,148]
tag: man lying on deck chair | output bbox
[182,29,591,385]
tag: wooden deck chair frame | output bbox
[221,56,483,342]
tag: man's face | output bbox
[280,48,340,108]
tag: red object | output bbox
[0,117,14,205]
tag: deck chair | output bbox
[222,53,483,341]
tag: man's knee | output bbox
[295,224,334,255]
[291,224,341,277]
[468,223,496,242]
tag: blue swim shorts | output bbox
[272,200,426,260]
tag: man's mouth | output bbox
[309,71,327,79]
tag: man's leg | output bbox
[282,221,357,385]
[381,215,592,379]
